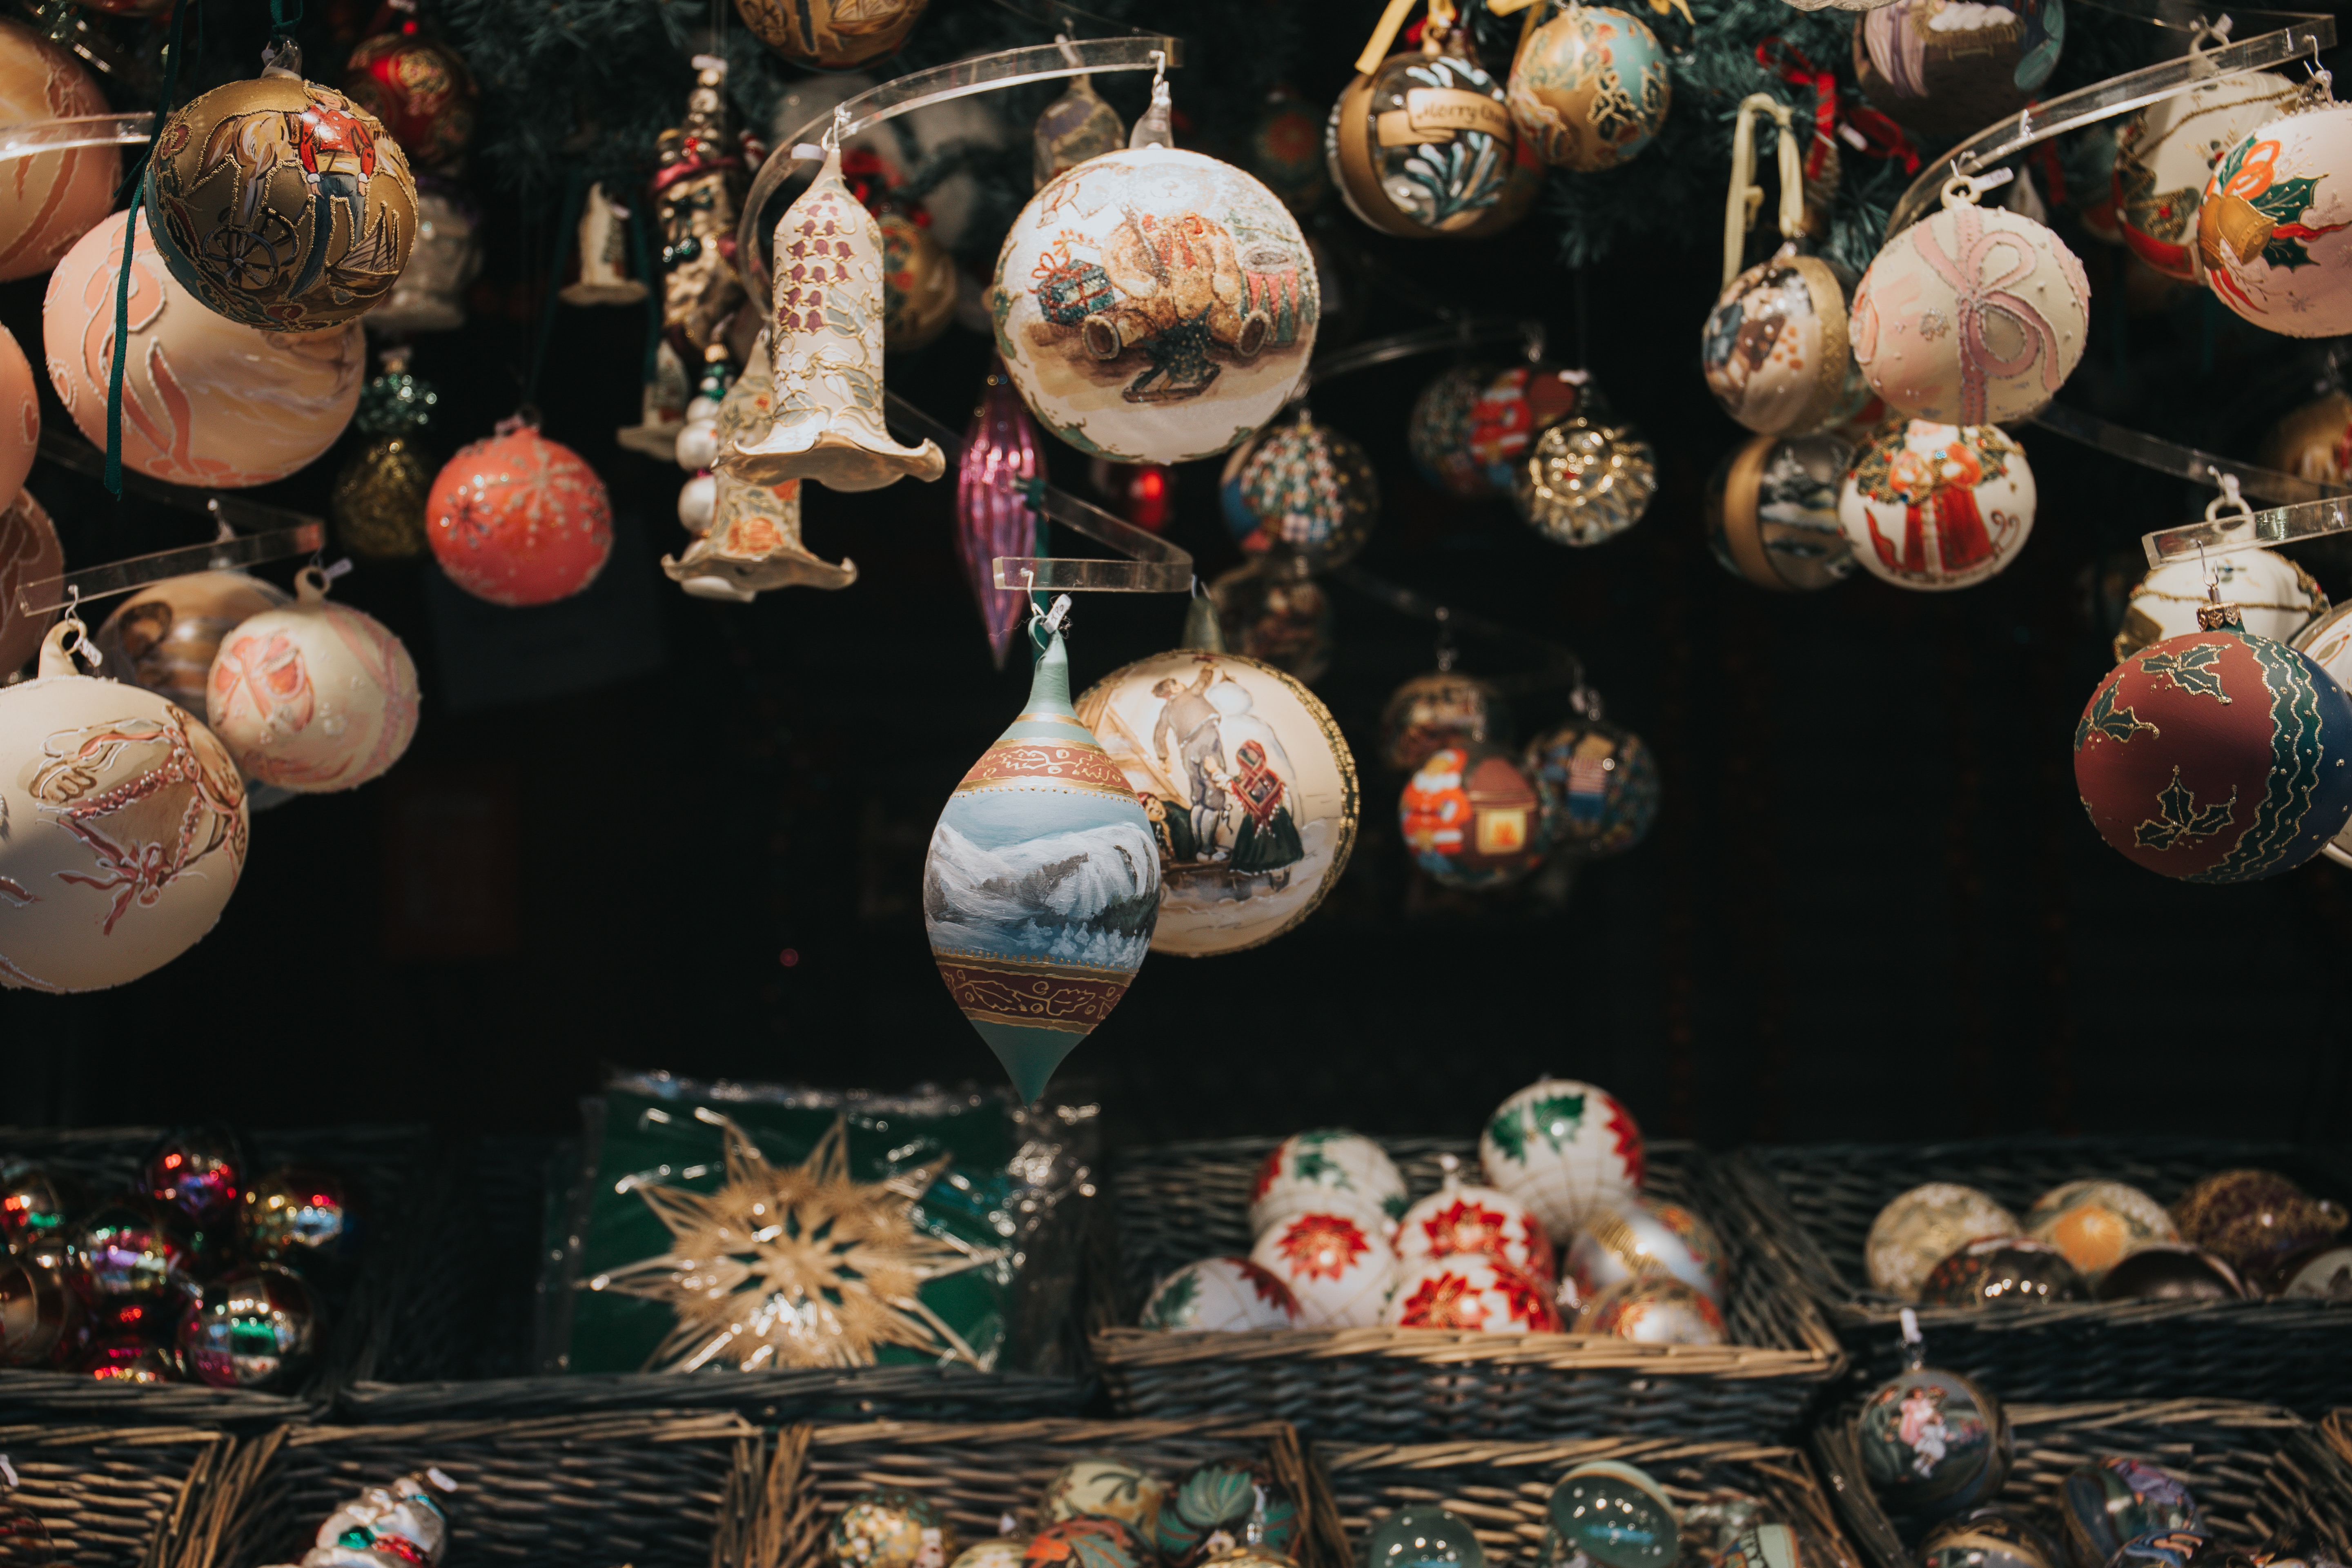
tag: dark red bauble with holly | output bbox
[2074,609,2352,882]
[342,29,477,170]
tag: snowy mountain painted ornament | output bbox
[1851,185,2088,425]
[1544,1461,1677,1568]
[426,423,614,606]
[1400,743,1548,889]
[1857,1365,2011,1517]
[1566,1196,1729,1305]
[2074,606,2352,883]
[2114,71,2301,282]
[2114,550,2323,662]
[1393,1156,1557,1282]
[1249,1129,1406,1238]
[1852,0,2064,145]
[204,568,419,794]
[1329,28,1540,240]
[1248,1210,1394,1328]
[925,625,1159,1102]
[1138,1257,1300,1331]
[1840,421,2035,591]
[1706,433,1856,592]
[2200,103,2352,336]
[1867,1185,2020,1300]
[1572,1277,1725,1344]
[1383,1252,1561,1331]
[2024,1180,2176,1281]
[1526,718,1659,859]
[1480,1078,1644,1239]
[1701,254,1852,438]
[1507,5,1671,173]
[1076,648,1359,958]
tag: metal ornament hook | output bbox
[821,104,849,153]
[1032,592,1074,637]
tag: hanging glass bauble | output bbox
[1380,672,1509,773]
[1409,361,1499,497]
[1468,363,1602,494]
[341,25,476,171]
[1222,409,1378,571]
[0,18,118,283]
[1853,0,2064,145]
[1076,647,1359,957]
[1839,420,2035,591]
[205,567,419,794]
[956,358,1041,668]
[1210,564,1332,684]
[178,1262,318,1389]
[736,0,927,68]
[0,490,61,677]
[1033,74,1123,190]
[2114,71,2299,283]
[1400,742,1548,889]
[924,627,1160,1100]
[426,423,615,607]
[94,570,290,714]
[2200,103,2352,338]
[1245,86,1330,214]
[1506,5,1671,172]
[1526,717,1659,858]
[1858,1365,2012,1518]
[331,361,439,561]
[2114,549,2324,662]
[1330,28,1540,239]
[1514,418,1656,546]
[1701,250,1853,438]
[1705,433,1856,592]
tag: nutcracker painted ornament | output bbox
[2200,100,2352,336]
[2023,1181,2175,1282]
[1701,252,1853,438]
[45,210,365,487]
[1331,5,1540,240]
[1400,744,1548,889]
[1248,1129,1407,1238]
[426,423,614,607]
[1840,421,2035,591]
[1545,1461,1677,1568]
[1706,434,1855,591]
[0,491,62,677]
[2113,550,2323,662]
[2114,72,2300,282]
[179,1263,318,1389]
[1857,1364,2011,1518]
[1383,1252,1561,1331]
[1508,4,1671,173]
[992,93,1319,466]
[1853,0,2065,145]
[1481,1078,1644,1239]
[1918,1237,2087,1307]
[341,23,476,170]
[1393,1155,1557,1283]
[1409,363,1498,497]
[1867,1184,2020,1300]
[1249,1210,1394,1329]
[1381,673,1509,773]
[832,1490,962,1568]
[1526,715,1659,858]
[2060,1458,2199,1568]
[0,18,116,282]
[145,53,418,331]
[1138,1256,1301,1331]
[1515,418,1657,547]
[2074,601,2352,882]
[1223,410,1379,572]
[1572,1278,1726,1344]
[0,619,249,993]
[737,0,927,68]
[653,58,754,361]
[1566,1196,1728,1305]
[925,618,1160,1102]
[204,568,419,794]
[1851,181,2088,425]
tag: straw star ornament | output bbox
[586,1114,999,1372]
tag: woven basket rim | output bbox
[270,1408,766,1449]
[797,1414,1305,1447]
[1090,1323,1839,1375]
[1313,1433,1819,1471]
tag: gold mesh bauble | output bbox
[1514,420,1657,546]
[330,437,432,561]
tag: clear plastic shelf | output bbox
[0,112,154,163]
[2145,498,2352,566]
[2030,403,2350,506]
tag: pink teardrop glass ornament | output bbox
[956,359,1043,669]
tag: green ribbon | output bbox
[105,0,193,497]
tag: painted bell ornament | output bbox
[1706,433,1855,591]
[1138,1256,1300,1331]
[1857,1363,2012,1518]
[1330,10,1540,239]
[1247,1210,1394,1328]
[2114,71,2301,282]
[0,17,118,282]
[1840,421,2035,591]
[1867,1184,2020,1301]
[0,490,62,677]
[2022,1181,2176,1283]
[1545,1461,1677,1568]
[1383,1252,1561,1331]
[1248,1129,1406,1238]
[731,140,943,491]
[2200,101,2352,337]
[1393,1154,1557,1283]
[1507,5,1671,173]
[2113,549,2323,661]
[426,421,615,608]
[1566,1196,1728,1305]
[1481,1078,1644,1239]
[204,567,419,793]
[924,613,1159,1101]
[956,358,1042,668]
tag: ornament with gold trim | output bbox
[94,570,290,713]
[737,0,927,69]
[1505,0,1672,173]
[1034,73,1123,190]
[341,20,476,171]
[925,606,1159,1100]
[1514,416,1657,547]
[1703,248,1855,439]
[1400,741,1548,889]
[2114,71,2299,283]
[330,352,439,562]
[2112,548,2323,662]
[0,17,118,283]
[1706,433,1856,592]
[2199,99,2352,337]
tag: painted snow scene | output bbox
[1077,650,1358,958]
[924,812,1160,973]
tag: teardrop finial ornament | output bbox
[727,144,945,492]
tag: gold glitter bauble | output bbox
[1513,420,1657,546]
[330,436,432,561]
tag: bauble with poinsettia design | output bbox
[1383,1252,1561,1332]
[1248,1129,1405,1239]
[1137,1256,1300,1332]
[1480,1078,1644,1240]
[426,423,614,606]
[1392,1159,1556,1283]
[205,568,417,793]
[1248,1210,1394,1329]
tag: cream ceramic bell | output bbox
[666,330,859,601]
[0,618,249,993]
[204,568,419,793]
[727,138,944,492]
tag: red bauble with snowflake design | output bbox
[1248,1210,1394,1330]
[426,425,614,607]
[1382,1253,1561,1332]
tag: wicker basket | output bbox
[1094,1136,1843,1443]
[1722,1137,2352,1407]
[1813,1400,2352,1568]
[0,1421,246,1568]
[1316,1434,1860,1567]
[771,1418,1343,1568]
[2327,1409,2352,1470]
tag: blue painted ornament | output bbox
[1525,718,1658,860]
[1368,1507,1487,1568]
[924,621,1160,1101]
[1544,1461,1676,1568]
[2060,1459,2198,1568]
[1857,1365,2011,1519]
[1220,410,1378,572]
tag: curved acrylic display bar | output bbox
[2030,403,2350,507]
[1300,319,1539,392]
[2145,497,2352,566]
[737,36,1183,290]
[0,112,154,163]
[1328,563,1587,696]
[1884,14,2335,235]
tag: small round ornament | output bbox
[2091,1244,2245,1304]
[1544,1461,1677,1568]
[1367,1506,1486,1568]
[341,28,476,170]
[426,423,615,606]
[0,490,63,677]
[332,363,441,562]
[1840,421,2035,590]
[1246,87,1330,215]
[1866,1184,2020,1301]
[831,1490,962,1568]
[991,144,1317,466]
[1247,1211,1394,1330]
[1515,419,1657,547]
[1209,564,1332,684]
[1400,743,1548,889]
[65,1201,191,1331]
[2060,1458,2198,1568]
[1027,1517,1144,1568]
[1921,1509,2067,1568]
[2200,104,2352,337]
[94,572,290,716]
[0,1247,82,1366]
[2294,603,2352,869]
[1035,75,1124,190]
[1041,1460,1167,1539]
[1139,1256,1301,1331]
[1221,410,1379,571]
[1157,1464,1298,1568]
[1851,188,2088,425]
[1481,1078,1644,1240]
[82,1336,184,1382]
[1409,363,1501,497]
[0,1162,82,1252]
[1857,1365,2011,1519]
[2170,1169,2348,1276]
[2074,609,2352,883]
[1918,1236,2088,1309]
[0,18,119,282]
[142,1125,249,1232]
[1249,1130,1406,1240]
[204,567,419,793]
[1328,29,1540,241]
[738,0,927,67]
[878,206,958,354]
[1525,717,1659,859]
[45,210,366,486]
[2022,1181,2176,1282]
[2114,71,2301,282]
[1853,0,2065,145]
[1507,6,1671,172]
[1469,364,1601,494]
[1380,673,1510,774]
[1702,253,1853,437]
[244,1165,363,1274]
[2112,550,2324,662]
[1392,1156,1557,1283]
[145,63,419,331]
[1382,1252,1562,1332]
[1565,1196,1730,1306]
[179,1262,319,1390]
[1706,433,1856,592]
[1572,1276,1726,1343]
[2260,390,2352,486]
[2272,1244,2352,1299]
[954,1544,1029,1568]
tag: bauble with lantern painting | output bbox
[0,18,118,282]
[1220,410,1379,572]
[2023,1181,2176,1283]
[0,621,249,994]
[1572,1277,1725,1344]
[1400,743,1548,889]
[991,144,1317,466]
[1545,1461,1677,1568]
[1918,1236,2087,1308]
[0,490,62,677]
[1328,26,1540,240]
[2074,607,2352,883]
[1852,0,2065,145]
[831,1489,961,1568]
[1138,1256,1300,1332]
[1857,1365,2012,1519]
[2171,1169,2348,1278]
[736,0,927,68]
[1248,1129,1406,1238]
[1381,673,1510,773]
[1867,1183,2020,1301]
[1526,718,1659,860]
[1840,421,2035,591]
[427,423,615,606]
[2113,550,2323,662]
[341,27,477,171]
[1507,5,1671,173]
[2200,104,2352,338]
[1481,1078,1644,1240]
[1706,433,1856,592]
[1393,1156,1557,1283]
[1566,1196,1729,1306]
[1702,251,1854,439]
[205,568,420,794]
[2060,1457,2199,1568]
[1248,1210,1394,1329]
[1409,362,1499,497]
[1383,1252,1561,1332]
[145,65,418,331]
[2114,71,2300,283]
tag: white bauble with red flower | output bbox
[1137,1256,1300,1332]
[1247,1210,1394,1329]
[1392,1157,1556,1283]
[204,568,418,794]
[1248,1129,1405,1240]
[1381,1253,1562,1332]
[1479,1078,1644,1241]
[1564,1196,1730,1306]
[2199,104,2352,338]
[1838,420,2034,592]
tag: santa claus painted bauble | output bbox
[1248,1210,1394,1329]
[2113,549,2324,662]
[45,212,364,487]
[2074,607,2352,883]
[1399,742,1548,889]
[0,490,62,677]
[205,568,419,794]
[0,621,248,993]
[0,19,119,282]
[1392,1167,1557,1283]
[1481,1079,1643,1240]
[1137,1256,1300,1332]
[1851,198,2088,425]
[425,425,614,606]
[2200,104,2352,338]
[1383,1252,1561,1332]
[94,571,290,714]
[1839,421,2034,591]
[990,146,1316,466]
[1331,38,1541,240]
[341,29,476,171]
[1506,5,1670,173]
[1564,1196,1729,1306]
[1248,1129,1405,1239]
[2114,71,2300,283]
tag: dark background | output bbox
[5,1,2351,1154]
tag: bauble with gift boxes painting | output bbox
[204,568,419,794]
